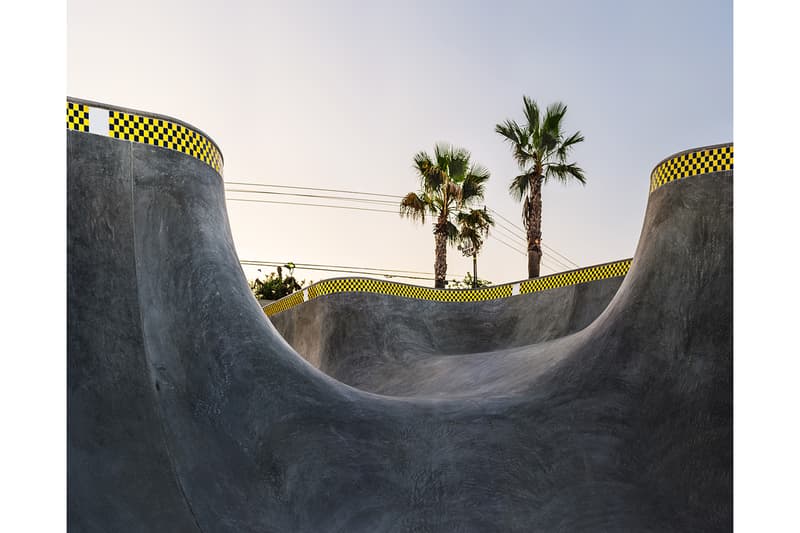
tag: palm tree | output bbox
[457,207,494,288]
[495,96,586,278]
[400,143,490,288]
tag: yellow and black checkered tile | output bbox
[67,102,89,132]
[650,144,733,193]
[264,259,632,317]
[520,259,631,294]
[67,99,223,175]
[264,291,305,316]
[307,278,514,303]
[109,111,223,174]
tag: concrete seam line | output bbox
[128,142,206,533]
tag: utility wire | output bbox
[225,181,402,199]
[241,261,435,281]
[226,197,399,214]
[487,219,574,270]
[229,197,541,268]
[226,181,579,269]
[487,207,579,267]
[225,187,399,206]
[228,181,578,265]
[240,260,432,276]
[490,235,526,256]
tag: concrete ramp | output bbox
[268,263,628,395]
[68,98,732,532]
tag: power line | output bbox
[487,207,528,235]
[487,207,579,268]
[226,197,399,214]
[240,260,431,276]
[230,196,573,270]
[228,197,534,268]
[224,187,399,206]
[226,180,580,269]
[225,180,402,199]
[490,235,526,256]
[492,219,527,244]
[240,260,435,281]
[542,244,578,268]
[487,217,575,271]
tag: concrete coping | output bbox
[263,258,633,317]
[66,97,224,175]
[649,142,733,193]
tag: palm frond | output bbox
[413,150,446,192]
[431,193,446,212]
[448,147,471,182]
[457,207,494,252]
[479,206,495,229]
[421,192,439,216]
[445,220,460,245]
[399,192,429,223]
[542,102,567,138]
[557,130,585,160]
[522,95,540,136]
[433,143,453,174]
[508,172,533,202]
[494,119,523,144]
[495,119,532,169]
[457,207,493,229]
[445,181,460,208]
[460,164,490,206]
[544,162,586,185]
[459,225,481,245]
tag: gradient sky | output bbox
[67,0,732,286]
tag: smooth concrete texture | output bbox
[270,276,624,395]
[68,128,732,532]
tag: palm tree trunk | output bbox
[527,179,543,278]
[472,253,478,288]
[433,220,448,288]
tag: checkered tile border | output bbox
[263,258,632,317]
[66,98,223,175]
[650,144,732,193]
[67,102,89,132]
[519,259,630,294]
[264,291,305,316]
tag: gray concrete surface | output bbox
[270,277,624,395]
[68,127,732,532]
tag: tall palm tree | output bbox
[457,207,494,288]
[400,143,490,288]
[495,96,586,278]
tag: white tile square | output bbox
[88,106,109,136]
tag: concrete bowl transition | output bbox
[68,98,732,532]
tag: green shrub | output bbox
[448,272,491,289]
[250,264,307,300]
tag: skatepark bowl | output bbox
[68,98,732,532]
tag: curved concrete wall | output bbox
[68,97,732,532]
[271,275,625,392]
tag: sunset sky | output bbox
[67,0,732,286]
